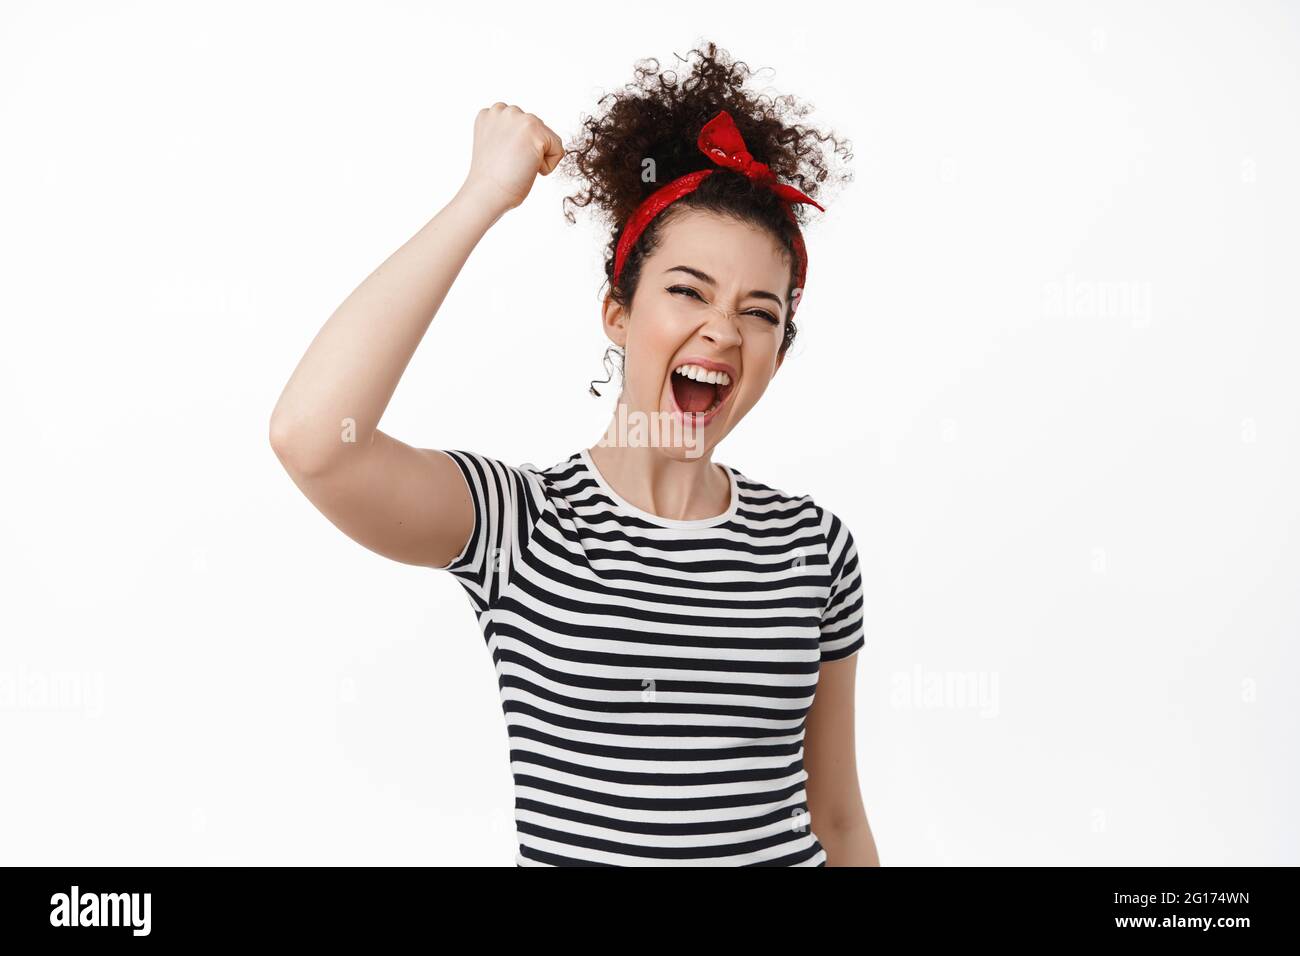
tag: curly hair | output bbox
[559,40,853,359]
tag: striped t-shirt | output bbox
[433,447,866,866]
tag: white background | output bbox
[2,1,1296,865]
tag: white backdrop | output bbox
[2,1,1296,866]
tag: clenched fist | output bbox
[460,103,565,216]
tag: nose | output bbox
[699,301,744,348]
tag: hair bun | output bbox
[559,40,852,230]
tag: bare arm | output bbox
[269,103,563,567]
[805,654,881,866]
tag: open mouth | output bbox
[670,362,736,420]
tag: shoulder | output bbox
[724,462,829,534]
[726,462,807,507]
[440,449,578,482]
[724,461,819,513]
[434,449,579,516]
[727,461,858,547]
[521,452,586,497]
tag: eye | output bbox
[667,285,780,326]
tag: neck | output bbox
[586,436,730,523]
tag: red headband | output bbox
[611,109,825,312]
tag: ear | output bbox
[773,346,786,376]
[601,292,629,348]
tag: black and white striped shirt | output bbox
[433,447,866,866]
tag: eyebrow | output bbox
[663,265,785,308]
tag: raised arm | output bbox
[269,103,563,567]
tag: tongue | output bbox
[674,376,717,413]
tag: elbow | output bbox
[269,405,371,479]
[268,408,291,457]
[268,409,330,478]
[268,407,300,462]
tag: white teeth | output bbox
[673,364,732,386]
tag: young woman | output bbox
[270,42,877,866]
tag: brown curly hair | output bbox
[559,40,853,360]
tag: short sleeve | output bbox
[816,506,866,663]
[431,450,546,609]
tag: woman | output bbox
[270,41,877,866]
